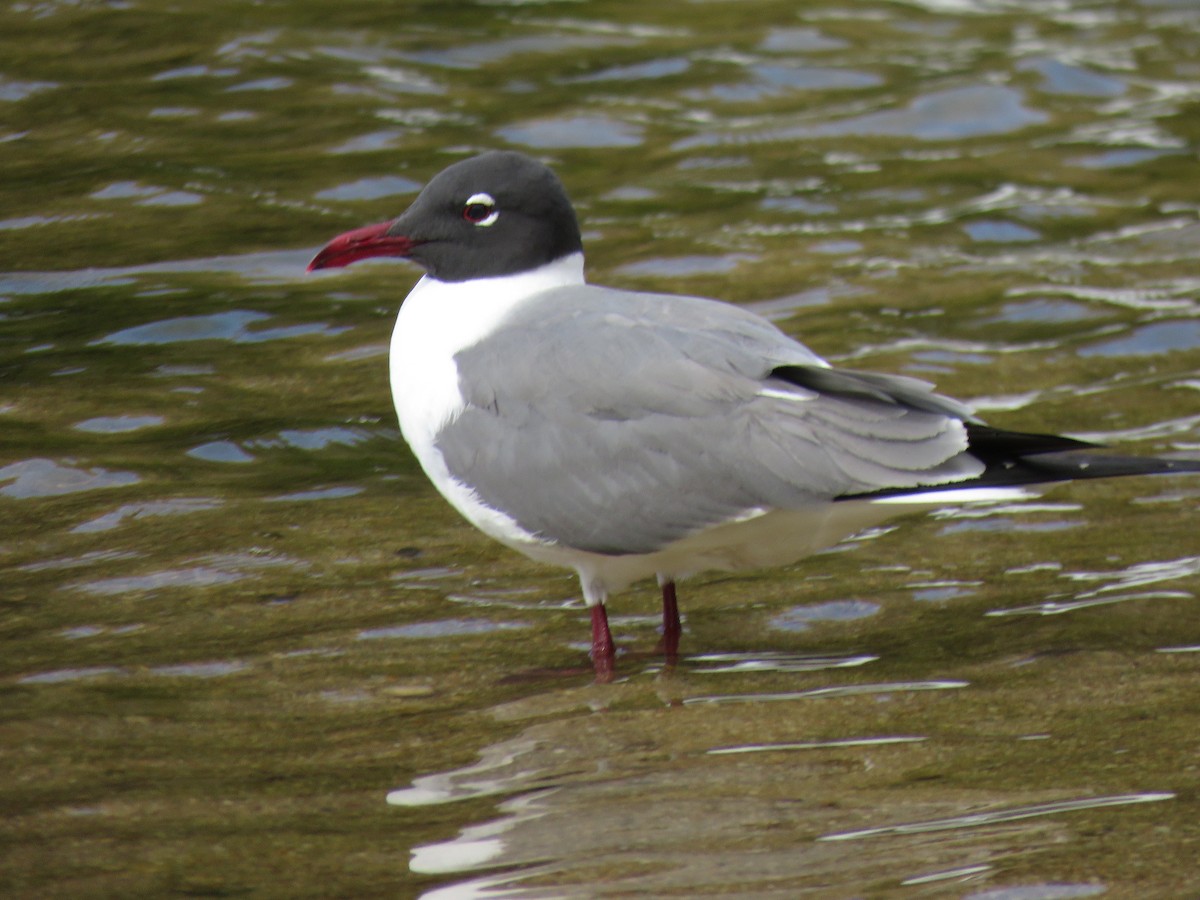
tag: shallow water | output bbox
[3,1,1199,897]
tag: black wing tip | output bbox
[838,449,1200,502]
[964,423,1103,462]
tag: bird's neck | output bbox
[396,250,587,358]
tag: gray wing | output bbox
[437,285,983,555]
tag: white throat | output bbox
[388,252,586,546]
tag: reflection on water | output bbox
[708,734,927,755]
[0,458,140,498]
[683,679,971,705]
[3,0,1199,895]
[686,650,878,674]
[97,309,350,346]
[963,884,1106,900]
[1081,319,1200,357]
[387,675,1175,896]
[497,114,645,149]
[73,414,165,433]
[817,792,1174,842]
[186,440,256,463]
[770,598,880,630]
[357,619,531,640]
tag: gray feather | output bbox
[437,286,980,555]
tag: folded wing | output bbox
[437,286,991,555]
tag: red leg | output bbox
[590,603,616,683]
[657,580,681,661]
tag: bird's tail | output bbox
[967,447,1200,490]
[962,422,1200,488]
[842,423,1200,500]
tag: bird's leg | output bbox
[657,579,682,661]
[590,603,616,683]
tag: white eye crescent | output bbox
[462,192,499,227]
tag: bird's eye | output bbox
[462,193,499,227]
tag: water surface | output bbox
[3,1,1199,897]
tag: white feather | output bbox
[390,253,586,551]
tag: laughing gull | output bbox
[309,150,1200,680]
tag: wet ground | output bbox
[3,0,1200,896]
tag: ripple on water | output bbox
[987,299,1103,324]
[326,129,407,154]
[255,427,372,450]
[1,249,318,296]
[0,458,139,498]
[962,219,1040,243]
[744,285,848,321]
[73,415,165,433]
[932,501,1084,536]
[689,65,882,102]
[497,114,644,149]
[676,84,1049,148]
[150,64,237,81]
[602,185,658,202]
[72,497,222,533]
[58,626,105,639]
[19,549,140,572]
[760,196,838,215]
[323,343,388,362]
[963,883,1107,900]
[809,239,862,255]
[448,590,578,612]
[134,190,204,207]
[74,566,247,595]
[1071,147,1179,169]
[186,441,255,464]
[987,555,1200,617]
[148,107,199,118]
[1018,58,1128,98]
[313,175,420,201]
[0,213,106,231]
[759,27,848,53]
[820,793,1174,841]
[1007,283,1198,312]
[687,650,879,674]
[397,32,631,70]
[17,667,126,685]
[1062,554,1200,596]
[0,76,58,101]
[150,660,250,678]
[73,553,302,595]
[357,619,530,640]
[909,582,978,602]
[387,735,544,808]
[708,735,926,755]
[559,57,690,83]
[684,680,969,705]
[1079,320,1200,357]
[986,591,1192,618]
[91,181,169,200]
[900,864,994,886]
[614,254,754,278]
[769,599,881,631]
[153,364,215,377]
[59,624,142,639]
[95,310,349,346]
[224,76,293,92]
[267,486,364,502]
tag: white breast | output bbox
[389,253,586,549]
